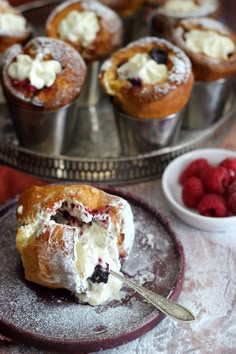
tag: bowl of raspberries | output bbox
[162,148,236,231]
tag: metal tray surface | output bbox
[0,0,235,184]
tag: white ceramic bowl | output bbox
[162,148,236,232]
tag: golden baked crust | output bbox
[0,0,32,54]
[45,0,122,62]
[171,17,236,81]
[1,36,87,110]
[99,36,194,119]
[99,0,144,17]
[16,184,134,290]
[149,0,221,40]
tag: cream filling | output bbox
[8,53,62,89]
[185,29,235,60]
[0,13,26,32]
[117,53,168,85]
[159,0,198,14]
[75,222,122,306]
[57,10,100,46]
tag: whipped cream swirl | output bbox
[8,53,62,90]
[58,10,100,46]
[0,13,26,33]
[160,0,198,14]
[117,53,168,85]
[185,29,235,60]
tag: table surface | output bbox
[1,0,236,353]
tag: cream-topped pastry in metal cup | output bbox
[1,36,87,153]
[171,17,236,129]
[46,0,122,107]
[99,37,194,154]
[46,0,122,63]
[16,184,135,306]
[149,0,220,40]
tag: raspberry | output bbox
[202,166,230,194]
[182,177,205,209]
[179,158,211,185]
[227,192,236,215]
[219,158,236,183]
[198,194,227,217]
[225,180,236,197]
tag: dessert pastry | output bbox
[0,0,32,54]
[98,0,144,17]
[16,184,135,306]
[170,17,236,81]
[170,17,236,129]
[149,0,221,40]
[1,36,87,111]
[45,0,122,63]
[0,36,87,153]
[99,36,194,119]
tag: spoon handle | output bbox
[110,270,196,322]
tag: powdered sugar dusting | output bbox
[101,36,192,99]
[2,36,86,110]
[0,195,183,351]
[180,17,233,35]
[159,0,219,17]
[46,0,120,27]
[128,37,192,86]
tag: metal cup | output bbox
[6,99,77,155]
[77,61,101,108]
[183,76,235,130]
[113,105,185,156]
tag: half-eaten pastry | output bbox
[16,184,135,306]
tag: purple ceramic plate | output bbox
[0,191,184,352]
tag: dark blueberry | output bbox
[90,264,109,284]
[128,77,142,87]
[62,210,71,220]
[149,48,168,64]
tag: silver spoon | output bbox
[110,270,196,322]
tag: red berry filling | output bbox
[12,78,37,93]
